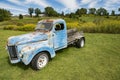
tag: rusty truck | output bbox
[7,19,85,70]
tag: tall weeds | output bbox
[3,19,120,33]
[70,19,120,33]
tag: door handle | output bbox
[53,33,56,36]
[52,34,54,36]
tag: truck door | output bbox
[53,23,67,50]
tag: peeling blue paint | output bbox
[8,32,48,45]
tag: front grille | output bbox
[7,45,18,60]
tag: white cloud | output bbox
[105,0,120,4]
[80,0,100,8]
[7,0,51,8]
[88,1,98,8]
[0,3,26,12]
[25,0,51,7]
[80,0,120,11]
[56,8,73,14]
[102,0,120,13]
[7,0,51,15]
[7,0,22,5]
[81,0,93,4]
[56,0,79,11]
[1,0,120,15]
[104,0,120,9]
[0,3,27,15]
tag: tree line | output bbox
[0,8,11,21]
[28,7,120,18]
[0,7,120,21]
[28,7,59,17]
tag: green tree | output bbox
[118,8,120,12]
[28,8,34,17]
[45,7,58,17]
[65,13,70,17]
[0,8,11,22]
[75,9,81,16]
[19,14,23,19]
[69,13,76,18]
[118,8,120,15]
[35,8,41,17]
[75,8,87,16]
[0,15,4,21]
[96,7,108,16]
[61,11,64,16]
[111,10,115,16]
[89,8,96,14]
[106,12,109,18]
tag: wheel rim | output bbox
[81,39,84,47]
[37,54,48,69]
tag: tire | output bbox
[31,52,49,70]
[76,38,85,48]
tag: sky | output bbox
[0,0,120,15]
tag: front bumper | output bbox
[10,59,21,63]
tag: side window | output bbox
[55,23,64,31]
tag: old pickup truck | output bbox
[7,19,85,70]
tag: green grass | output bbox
[0,30,120,80]
[79,16,96,22]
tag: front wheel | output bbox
[76,38,85,48]
[31,52,49,70]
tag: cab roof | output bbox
[38,19,65,24]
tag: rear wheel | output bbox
[76,38,85,48]
[31,52,49,70]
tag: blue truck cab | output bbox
[7,19,85,70]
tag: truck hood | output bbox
[8,32,48,45]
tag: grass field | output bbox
[0,30,120,80]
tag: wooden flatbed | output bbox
[67,29,84,45]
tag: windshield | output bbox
[35,22,52,31]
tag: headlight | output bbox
[21,46,34,53]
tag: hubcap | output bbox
[81,39,84,47]
[37,54,48,69]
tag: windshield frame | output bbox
[35,22,53,31]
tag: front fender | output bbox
[22,46,55,65]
